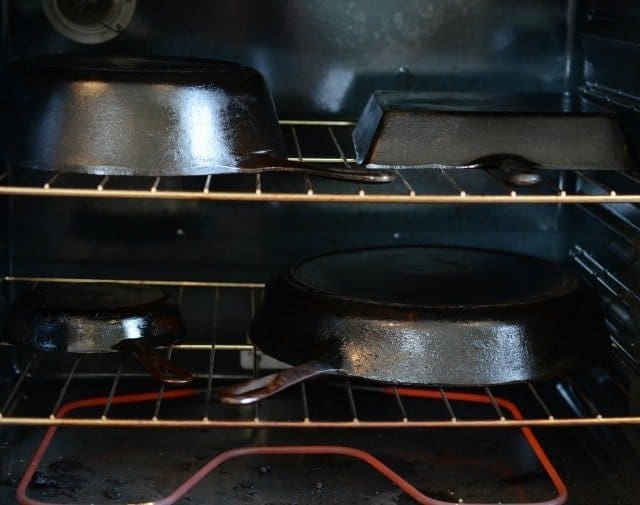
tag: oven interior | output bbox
[0,1,639,503]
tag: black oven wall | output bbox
[5,0,573,118]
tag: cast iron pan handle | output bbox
[215,360,338,405]
[244,155,395,183]
[273,160,395,184]
[115,340,195,385]
[468,154,542,186]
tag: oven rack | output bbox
[1,120,639,204]
[0,275,638,429]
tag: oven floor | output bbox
[0,354,637,504]
[1,409,638,504]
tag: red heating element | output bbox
[17,387,568,505]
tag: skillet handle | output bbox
[215,360,336,405]
[280,160,395,184]
[467,154,542,186]
[117,340,195,385]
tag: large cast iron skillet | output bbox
[6,55,392,183]
[217,246,608,405]
[4,283,194,385]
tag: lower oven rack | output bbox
[0,120,639,204]
[0,272,638,430]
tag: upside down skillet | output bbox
[217,246,608,405]
[4,284,194,385]
[6,55,393,183]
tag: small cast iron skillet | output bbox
[6,55,393,183]
[3,283,194,385]
[217,246,608,405]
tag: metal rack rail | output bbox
[1,120,639,204]
[0,275,637,429]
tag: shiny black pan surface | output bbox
[6,55,392,183]
[4,283,194,384]
[352,91,633,171]
[218,246,608,405]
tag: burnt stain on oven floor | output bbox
[1,437,638,504]
[1,429,639,503]
[0,382,638,504]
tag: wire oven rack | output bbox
[1,120,639,204]
[0,262,638,429]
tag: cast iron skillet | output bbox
[217,246,608,405]
[3,283,194,385]
[6,55,393,183]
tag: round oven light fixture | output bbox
[43,0,136,44]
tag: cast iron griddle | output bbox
[352,91,634,171]
[217,246,608,405]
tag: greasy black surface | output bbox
[6,55,391,182]
[251,246,609,386]
[292,246,578,308]
[6,55,289,176]
[3,283,183,353]
[352,91,634,170]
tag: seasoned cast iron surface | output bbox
[291,246,577,308]
[7,55,288,176]
[352,91,633,170]
[251,246,608,386]
[6,55,392,182]
[3,283,183,353]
